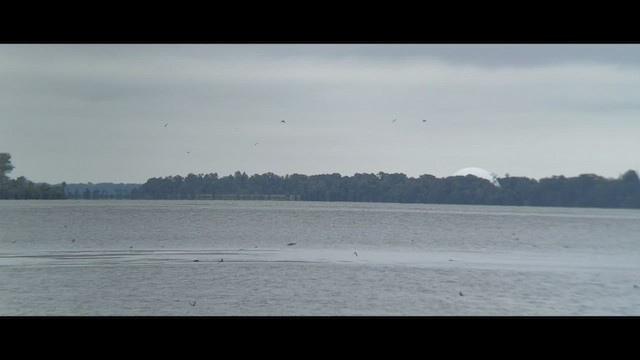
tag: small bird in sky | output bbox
[186,151,191,154]
[459,291,464,297]
[392,118,397,123]
[353,251,358,257]
[281,120,286,123]
[11,240,17,243]
[422,119,427,122]
[287,242,296,246]
[254,142,259,146]
[164,123,169,128]
[189,301,196,307]
[218,258,224,263]
[71,239,75,243]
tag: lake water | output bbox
[1,200,639,316]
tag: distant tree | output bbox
[0,153,14,181]
[618,170,640,208]
[620,170,640,185]
[497,176,538,206]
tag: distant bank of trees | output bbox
[65,183,139,199]
[0,153,65,199]
[130,170,640,209]
[3,151,640,208]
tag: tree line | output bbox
[130,169,640,209]
[3,151,640,208]
[65,182,139,199]
[0,153,66,199]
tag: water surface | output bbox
[1,200,639,315]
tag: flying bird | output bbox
[186,151,191,154]
[422,119,427,122]
[392,118,397,123]
[254,142,259,146]
[217,258,224,263]
[189,301,196,306]
[287,242,296,246]
[459,291,464,297]
[353,251,358,257]
[164,123,169,128]
[281,120,286,123]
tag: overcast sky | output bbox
[1,44,639,184]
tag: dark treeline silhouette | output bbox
[65,182,139,199]
[130,170,640,209]
[0,153,65,199]
[3,151,640,208]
